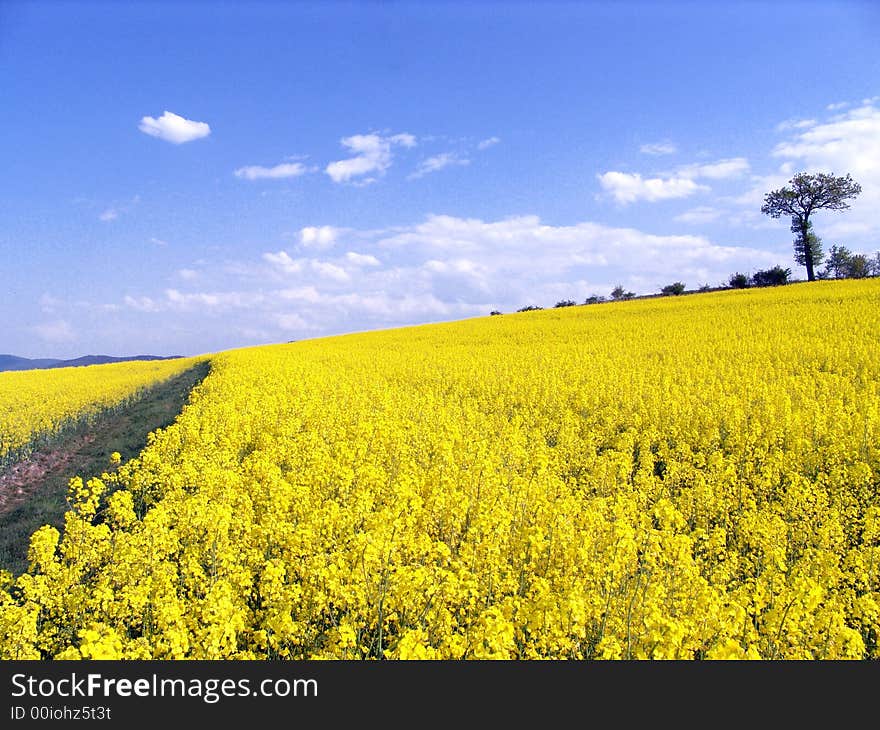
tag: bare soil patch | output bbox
[0,433,95,516]
[0,361,210,575]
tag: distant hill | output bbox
[0,355,62,371]
[0,354,183,372]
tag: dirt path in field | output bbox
[0,433,96,516]
[0,361,210,574]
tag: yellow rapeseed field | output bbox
[0,357,202,468]
[1,280,878,659]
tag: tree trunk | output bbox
[802,219,815,281]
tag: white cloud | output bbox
[115,212,784,352]
[727,170,793,209]
[673,206,724,225]
[276,313,309,331]
[279,286,322,303]
[178,269,199,281]
[310,261,350,282]
[423,258,484,275]
[376,214,776,287]
[771,103,880,175]
[164,289,263,310]
[98,195,140,222]
[477,136,501,150]
[234,162,309,180]
[300,226,340,250]
[598,157,748,205]
[369,213,774,308]
[389,133,417,148]
[409,152,470,180]
[238,327,272,342]
[826,102,849,111]
[39,294,60,313]
[33,319,75,343]
[254,215,778,325]
[125,203,796,351]
[263,251,351,281]
[138,111,211,144]
[820,220,874,237]
[263,251,304,274]
[150,237,168,247]
[775,118,817,132]
[325,132,416,184]
[345,251,381,267]
[597,171,708,204]
[769,101,880,240]
[124,295,161,313]
[332,292,468,319]
[166,289,219,308]
[640,141,677,156]
[678,157,750,180]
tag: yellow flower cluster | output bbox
[1,280,878,659]
[0,358,201,467]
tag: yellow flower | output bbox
[1,279,878,660]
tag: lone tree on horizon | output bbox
[761,172,861,281]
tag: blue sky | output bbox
[1,1,878,359]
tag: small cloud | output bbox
[33,319,75,343]
[310,260,350,282]
[39,294,61,313]
[238,327,272,342]
[264,249,351,281]
[150,237,168,247]
[263,251,304,274]
[599,157,748,205]
[389,133,417,148]
[678,157,750,180]
[597,171,707,204]
[345,251,381,267]
[98,195,140,222]
[277,312,309,331]
[325,132,415,184]
[477,136,501,150]
[640,141,677,156]
[124,295,161,313]
[164,289,262,310]
[673,206,723,225]
[178,268,199,281]
[138,111,211,144]
[279,286,322,303]
[827,101,849,111]
[408,152,470,180]
[234,162,309,180]
[775,118,817,133]
[423,258,485,277]
[300,226,339,250]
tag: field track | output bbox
[0,362,210,574]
